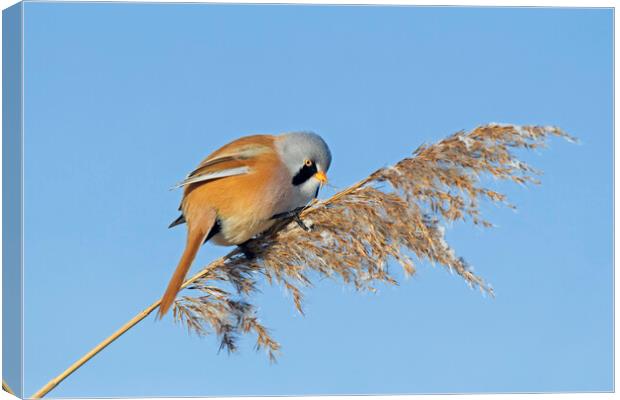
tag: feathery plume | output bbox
[171,124,574,360]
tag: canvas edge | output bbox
[2,2,24,398]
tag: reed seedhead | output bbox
[173,123,575,361]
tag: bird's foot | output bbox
[293,215,311,231]
[239,242,256,260]
[271,207,311,231]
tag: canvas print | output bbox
[2,2,613,398]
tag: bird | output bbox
[158,131,332,317]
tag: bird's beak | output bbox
[314,171,328,184]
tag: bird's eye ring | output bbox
[304,159,313,167]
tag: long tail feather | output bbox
[157,218,215,319]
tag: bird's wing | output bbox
[171,165,251,189]
[171,140,273,189]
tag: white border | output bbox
[0,1,615,400]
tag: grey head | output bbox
[275,131,332,202]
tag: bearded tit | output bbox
[158,132,331,317]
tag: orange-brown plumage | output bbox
[158,209,216,317]
[182,135,289,246]
[158,132,331,317]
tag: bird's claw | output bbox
[294,215,311,231]
[272,207,312,232]
[239,243,256,260]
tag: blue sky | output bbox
[17,3,612,397]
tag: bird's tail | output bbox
[158,226,207,318]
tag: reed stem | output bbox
[2,380,15,395]
[30,183,361,399]
[29,124,569,398]
[30,254,234,398]
[30,179,359,398]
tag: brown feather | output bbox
[160,134,292,316]
[182,142,290,245]
[158,209,216,317]
[158,135,289,318]
[187,135,274,181]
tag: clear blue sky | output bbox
[19,3,612,397]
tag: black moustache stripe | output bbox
[292,163,317,186]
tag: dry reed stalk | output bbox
[2,380,15,395]
[30,253,240,398]
[31,123,573,397]
[173,123,575,360]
